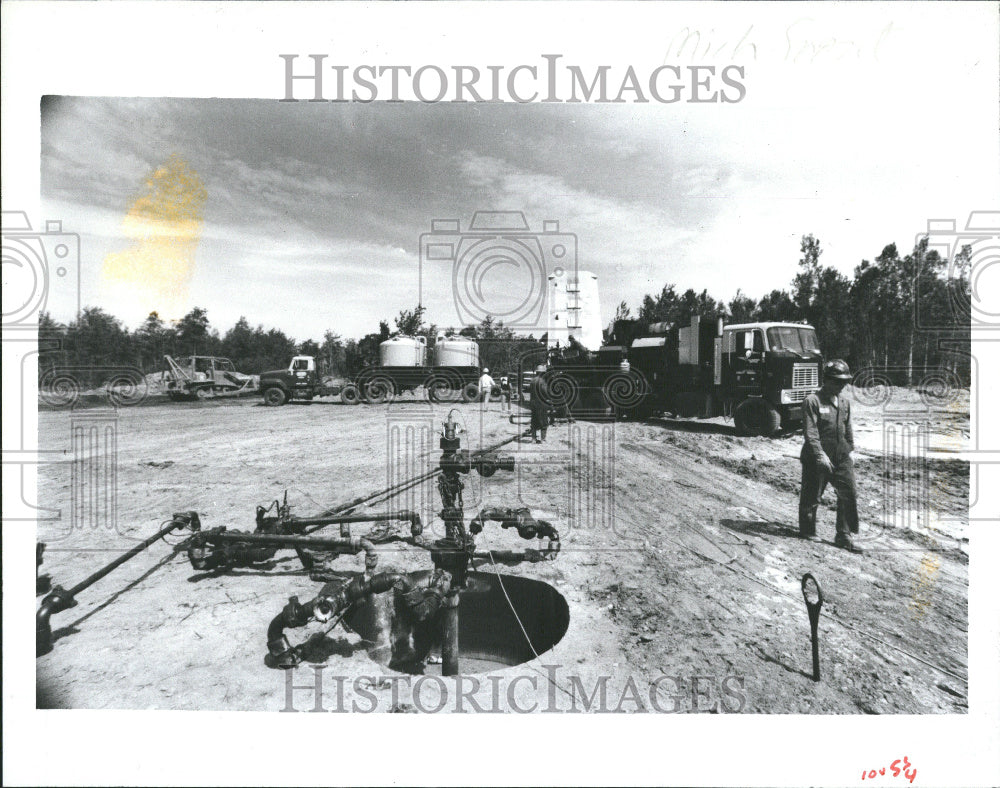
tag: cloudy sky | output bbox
[38,7,999,342]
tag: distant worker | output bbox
[799,359,861,553]
[499,375,512,412]
[530,365,549,443]
[479,367,495,408]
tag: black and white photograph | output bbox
[3,2,999,786]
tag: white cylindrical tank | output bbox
[433,335,479,368]
[547,270,602,352]
[380,336,426,367]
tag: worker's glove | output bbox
[816,457,834,474]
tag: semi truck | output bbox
[544,315,824,436]
[260,334,484,406]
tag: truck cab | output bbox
[288,355,316,377]
[721,322,823,433]
[260,355,327,406]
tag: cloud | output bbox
[39,91,1000,340]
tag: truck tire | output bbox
[263,386,288,406]
[460,383,480,403]
[340,384,361,405]
[426,374,459,403]
[365,376,395,405]
[734,398,780,437]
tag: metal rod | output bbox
[38,516,190,656]
[811,626,821,681]
[68,519,186,597]
[801,573,824,682]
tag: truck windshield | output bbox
[767,327,819,353]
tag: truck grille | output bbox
[793,363,819,390]
[784,389,810,403]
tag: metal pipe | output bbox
[441,591,460,677]
[319,433,525,518]
[200,531,380,572]
[266,572,452,669]
[266,573,405,668]
[37,513,195,656]
[299,510,423,536]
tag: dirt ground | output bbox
[35,386,969,713]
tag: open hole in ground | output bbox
[343,571,570,675]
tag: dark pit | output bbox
[343,571,570,675]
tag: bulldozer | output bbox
[163,355,259,401]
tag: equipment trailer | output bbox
[260,355,482,406]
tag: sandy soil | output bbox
[35,387,969,713]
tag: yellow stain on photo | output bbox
[102,154,206,320]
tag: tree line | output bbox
[615,234,971,385]
[36,303,544,385]
[36,232,971,387]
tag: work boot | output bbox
[834,534,863,554]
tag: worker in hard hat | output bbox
[478,367,495,409]
[530,365,549,443]
[799,359,861,553]
[499,375,512,413]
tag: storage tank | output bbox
[380,335,426,367]
[547,270,602,352]
[433,335,479,368]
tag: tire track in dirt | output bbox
[595,425,968,712]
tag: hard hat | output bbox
[824,359,852,380]
[483,368,489,373]
[535,365,546,373]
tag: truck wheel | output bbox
[734,398,780,437]
[460,383,480,403]
[340,384,361,405]
[365,376,394,405]
[426,372,462,402]
[263,387,288,406]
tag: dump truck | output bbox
[163,355,259,401]
[545,316,824,436]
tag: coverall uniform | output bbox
[479,373,495,405]
[500,377,512,412]
[530,376,549,442]
[799,390,860,539]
